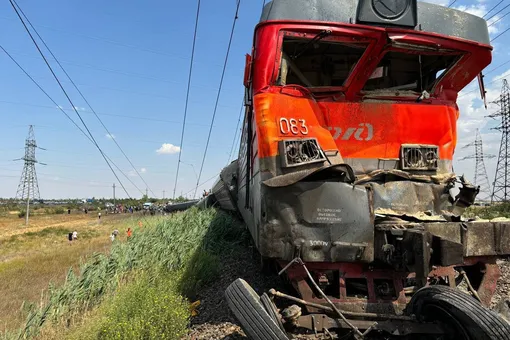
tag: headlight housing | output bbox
[400,144,438,170]
[279,138,326,168]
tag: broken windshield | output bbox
[363,51,460,93]
[276,35,367,89]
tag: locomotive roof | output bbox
[260,0,490,45]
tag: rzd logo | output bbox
[327,123,373,141]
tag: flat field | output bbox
[0,210,137,332]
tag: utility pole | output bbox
[489,79,510,203]
[146,188,148,198]
[15,125,45,226]
[162,190,165,199]
[459,129,495,202]
[113,183,116,206]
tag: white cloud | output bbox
[453,70,508,195]
[422,0,449,6]
[140,167,147,173]
[156,143,180,155]
[455,4,486,18]
[106,133,116,139]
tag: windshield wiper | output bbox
[292,30,332,60]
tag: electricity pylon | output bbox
[489,79,510,203]
[459,129,494,201]
[15,125,45,225]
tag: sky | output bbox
[0,0,508,200]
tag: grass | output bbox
[1,208,246,340]
[464,202,510,220]
[0,213,135,334]
[60,271,190,340]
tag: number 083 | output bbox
[279,118,308,135]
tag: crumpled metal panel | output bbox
[261,0,489,45]
[262,181,374,262]
[370,181,451,216]
[210,160,238,211]
[425,222,510,257]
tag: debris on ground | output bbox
[188,249,510,339]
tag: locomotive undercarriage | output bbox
[213,162,510,339]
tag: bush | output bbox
[18,210,30,218]
[54,207,65,214]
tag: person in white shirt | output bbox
[72,231,78,240]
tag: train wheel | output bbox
[225,278,288,340]
[407,285,510,340]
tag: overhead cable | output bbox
[0,44,145,196]
[12,0,156,197]
[194,0,241,198]
[173,0,201,199]
[2,2,132,199]
[483,0,505,18]
[227,103,244,164]
[447,0,458,8]
[491,27,510,42]
[486,3,510,21]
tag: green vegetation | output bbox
[2,208,246,340]
[465,202,510,220]
[67,271,189,340]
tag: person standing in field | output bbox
[109,233,115,242]
[127,228,132,239]
[98,211,102,220]
[68,232,73,245]
[72,231,78,241]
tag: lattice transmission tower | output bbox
[489,79,510,203]
[15,125,45,224]
[459,129,494,201]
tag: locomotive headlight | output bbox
[400,144,439,170]
[279,138,326,168]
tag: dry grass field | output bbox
[0,210,137,332]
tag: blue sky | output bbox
[0,0,508,199]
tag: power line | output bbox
[183,172,219,198]
[6,48,228,90]
[0,98,220,126]
[458,61,510,98]
[227,103,244,163]
[491,27,510,42]
[488,9,510,26]
[0,14,188,61]
[447,0,458,8]
[194,0,241,199]
[486,3,510,21]
[9,0,132,199]
[483,0,505,18]
[173,0,201,199]
[0,42,143,197]
[12,0,156,197]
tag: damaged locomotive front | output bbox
[206,0,510,338]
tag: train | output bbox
[205,0,510,338]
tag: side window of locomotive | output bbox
[276,37,367,87]
[363,51,459,92]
